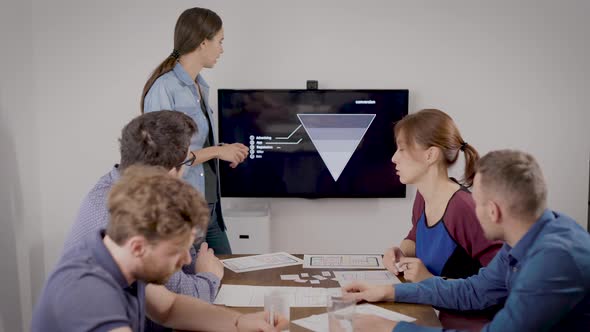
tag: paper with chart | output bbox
[333,270,401,286]
[303,254,385,269]
[213,285,342,307]
[221,252,303,273]
[292,303,416,332]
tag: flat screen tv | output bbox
[217,89,408,198]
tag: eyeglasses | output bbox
[176,151,196,168]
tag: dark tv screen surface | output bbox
[217,89,408,198]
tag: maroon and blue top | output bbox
[405,187,502,279]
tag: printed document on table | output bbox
[292,303,416,332]
[221,252,303,273]
[303,254,384,269]
[214,284,342,307]
[333,270,401,286]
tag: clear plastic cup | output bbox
[327,296,356,332]
[264,291,290,331]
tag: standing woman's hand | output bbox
[217,143,249,168]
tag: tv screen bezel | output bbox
[217,88,409,199]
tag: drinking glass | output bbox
[327,296,356,332]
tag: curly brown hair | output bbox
[119,110,197,171]
[106,165,209,245]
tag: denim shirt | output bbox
[143,62,216,194]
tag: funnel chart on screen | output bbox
[248,114,375,182]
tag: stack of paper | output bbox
[214,284,342,307]
[292,304,416,332]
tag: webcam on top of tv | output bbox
[306,80,318,90]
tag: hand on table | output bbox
[341,282,395,303]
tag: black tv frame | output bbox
[217,89,408,199]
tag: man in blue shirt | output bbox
[32,166,286,331]
[344,149,590,332]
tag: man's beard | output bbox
[142,270,174,285]
[139,257,177,285]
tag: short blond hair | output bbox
[476,149,547,219]
[106,165,209,245]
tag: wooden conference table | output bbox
[217,254,441,331]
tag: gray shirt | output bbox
[62,166,220,301]
[32,230,146,332]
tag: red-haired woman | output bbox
[384,109,502,330]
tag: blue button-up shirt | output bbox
[63,166,220,302]
[33,230,146,332]
[143,62,216,195]
[393,209,590,332]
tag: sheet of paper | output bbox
[333,270,401,286]
[292,313,324,332]
[214,285,342,307]
[292,304,416,332]
[310,280,320,284]
[300,273,310,278]
[303,254,385,269]
[280,274,300,280]
[221,252,303,273]
[312,275,327,280]
[321,271,332,277]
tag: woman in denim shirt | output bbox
[141,7,248,254]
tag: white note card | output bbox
[280,274,300,280]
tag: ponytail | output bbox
[140,56,177,113]
[461,143,480,187]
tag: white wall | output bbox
[0,0,43,331]
[31,0,590,269]
[211,0,590,254]
[1,0,588,328]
